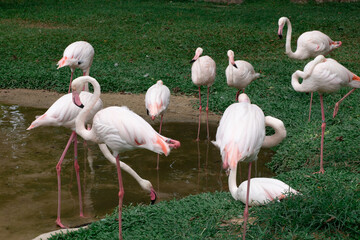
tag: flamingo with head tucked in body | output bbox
[71,76,181,240]
[291,55,360,174]
[278,16,342,121]
[57,41,94,93]
[145,80,171,169]
[226,50,260,100]
[212,93,286,240]
[190,47,216,141]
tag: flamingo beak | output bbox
[190,59,196,64]
[150,187,157,205]
[233,63,238,68]
[72,91,84,108]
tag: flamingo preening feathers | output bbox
[291,55,360,174]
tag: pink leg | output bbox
[315,94,326,174]
[196,87,202,142]
[115,155,124,240]
[242,162,252,240]
[206,87,210,141]
[73,133,84,217]
[333,88,356,118]
[68,71,74,93]
[56,131,76,228]
[156,115,164,170]
[308,92,313,122]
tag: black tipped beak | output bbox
[151,193,157,205]
[233,63,238,68]
[278,34,283,40]
[78,104,84,109]
[146,109,149,116]
[190,59,195,64]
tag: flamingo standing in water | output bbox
[212,93,286,240]
[71,76,181,240]
[278,16,342,121]
[190,47,216,141]
[235,178,299,206]
[57,41,94,93]
[291,55,360,174]
[27,91,103,228]
[145,80,171,169]
[226,50,260,100]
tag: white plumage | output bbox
[145,80,170,120]
[278,17,342,60]
[226,50,260,99]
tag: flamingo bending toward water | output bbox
[71,76,181,240]
[212,93,286,240]
[291,55,360,174]
[57,41,94,93]
[226,50,260,100]
[145,80,171,169]
[27,91,103,228]
[190,47,216,141]
[235,178,299,206]
[278,17,342,121]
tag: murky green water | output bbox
[0,104,274,240]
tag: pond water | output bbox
[0,104,274,240]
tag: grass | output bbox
[1,0,360,239]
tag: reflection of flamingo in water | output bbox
[71,76,181,240]
[190,47,216,141]
[277,17,342,121]
[145,80,171,169]
[57,41,95,93]
[27,91,103,228]
[291,55,360,174]
[212,93,286,240]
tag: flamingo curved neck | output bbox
[98,144,149,191]
[75,77,101,142]
[228,164,241,200]
[262,116,287,148]
[284,18,302,59]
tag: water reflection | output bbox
[0,104,274,240]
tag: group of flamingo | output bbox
[26,16,359,240]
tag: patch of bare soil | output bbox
[0,89,221,123]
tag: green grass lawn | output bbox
[1,0,359,239]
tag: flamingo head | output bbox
[150,187,157,204]
[157,80,163,85]
[278,17,288,39]
[71,76,89,108]
[238,93,251,104]
[190,47,203,63]
[227,50,237,68]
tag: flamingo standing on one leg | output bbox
[145,80,171,169]
[235,178,299,206]
[212,93,286,240]
[57,41,95,93]
[226,50,260,100]
[27,91,103,228]
[278,16,342,121]
[291,55,360,174]
[190,47,216,141]
[71,76,181,240]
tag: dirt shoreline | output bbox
[0,89,221,123]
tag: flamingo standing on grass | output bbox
[57,41,94,93]
[27,91,103,228]
[291,55,360,174]
[190,47,216,141]
[212,93,286,240]
[226,50,260,100]
[145,80,171,169]
[278,16,342,121]
[71,76,181,240]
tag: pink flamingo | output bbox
[278,16,342,121]
[145,80,171,169]
[235,178,299,206]
[212,93,286,240]
[190,47,216,141]
[27,91,103,228]
[71,76,181,240]
[226,50,260,100]
[57,41,94,93]
[291,55,360,174]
